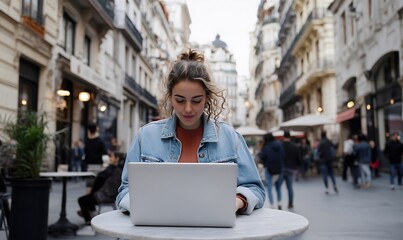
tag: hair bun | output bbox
[177,48,204,63]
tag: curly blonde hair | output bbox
[159,48,226,122]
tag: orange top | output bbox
[176,125,203,163]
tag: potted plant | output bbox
[1,110,52,240]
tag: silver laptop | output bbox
[127,162,237,227]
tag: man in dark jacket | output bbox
[318,131,339,194]
[258,133,285,209]
[281,130,301,209]
[384,132,403,190]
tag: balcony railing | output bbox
[278,5,296,38]
[125,15,143,45]
[262,16,279,25]
[279,7,330,70]
[125,74,157,106]
[279,81,299,108]
[263,99,279,112]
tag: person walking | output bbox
[281,130,301,209]
[299,138,311,179]
[353,133,372,189]
[116,48,265,215]
[318,132,338,194]
[369,140,381,178]
[342,134,355,182]
[71,139,84,172]
[258,133,285,210]
[383,132,403,190]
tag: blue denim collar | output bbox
[161,113,218,143]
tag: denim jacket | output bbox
[353,141,371,164]
[116,114,265,215]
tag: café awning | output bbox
[336,108,356,123]
[235,126,266,136]
[271,130,305,138]
[280,114,334,129]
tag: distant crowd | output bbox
[256,130,403,210]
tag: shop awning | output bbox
[271,130,305,139]
[235,126,266,136]
[336,108,356,123]
[280,114,335,129]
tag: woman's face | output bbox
[171,80,207,130]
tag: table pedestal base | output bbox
[48,217,78,237]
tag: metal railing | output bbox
[279,7,330,70]
[125,14,143,46]
[279,81,297,107]
[125,74,157,106]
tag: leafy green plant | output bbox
[2,110,50,179]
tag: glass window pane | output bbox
[31,0,38,21]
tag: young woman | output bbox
[116,49,265,215]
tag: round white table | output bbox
[91,208,309,240]
[40,171,95,236]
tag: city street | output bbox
[1,173,402,240]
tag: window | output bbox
[19,59,39,112]
[22,0,43,24]
[341,12,347,44]
[317,88,323,112]
[125,46,130,71]
[132,55,136,77]
[349,3,355,37]
[306,95,311,113]
[63,13,76,55]
[83,35,91,66]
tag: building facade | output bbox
[1,0,58,169]
[0,0,189,170]
[252,0,283,131]
[276,0,338,142]
[330,0,403,149]
[195,35,239,126]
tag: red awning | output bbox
[336,108,356,123]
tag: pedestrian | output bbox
[318,132,338,194]
[299,138,311,179]
[82,122,108,173]
[353,133,372,189]
[76,151,124,235]
[312,139,321,176]
[71,139,84,173]
[281,130,301,209]
[383,132,403,190]
[258,133,285,210]
[342,134,355,182]
[116,48,265,215]
[369,140,381,178]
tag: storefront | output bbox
[369,52,402,149]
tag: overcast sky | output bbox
[186,0,261,78]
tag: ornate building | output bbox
[276,0,338,142]
[330,0,403,149]
[251,0,283,131]
[0,0,189,170]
